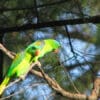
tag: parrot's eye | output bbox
[31,46,37,50]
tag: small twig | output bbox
[61,62,80,94]
[0,43,15,59]
[6,78,21,89]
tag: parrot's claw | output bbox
[19,75,26,80]
[36,61,41,67]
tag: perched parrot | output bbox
[0,39,60,95]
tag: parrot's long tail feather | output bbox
[0,77,10,95]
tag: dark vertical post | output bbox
[34,0,39,23]
[0,33,4,83]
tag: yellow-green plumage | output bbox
[0,39,60,95]
[0,77,10,95]
[7,52,32,77]
[0,52,32,95]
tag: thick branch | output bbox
[0,43,100,100]
[0,15,100,33]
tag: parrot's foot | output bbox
[19,75,26,80]
[36,61,41,67]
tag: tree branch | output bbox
[0,43,100,100]
[0,15,100,33]
[0,43,15,59]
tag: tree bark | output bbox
[0,15,100,33]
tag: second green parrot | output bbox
[0,39,61,95]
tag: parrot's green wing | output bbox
[7,52,32,77]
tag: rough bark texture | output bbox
[0,15,100,33]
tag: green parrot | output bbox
[0,39,60,95]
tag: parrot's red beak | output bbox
[35,50,40,56]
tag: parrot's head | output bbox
[26,40,45,56]
[26,45,41,56]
